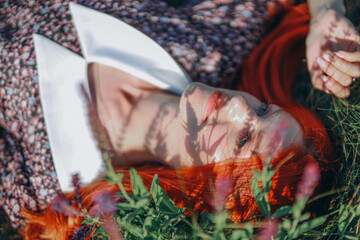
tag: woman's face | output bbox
[178,82,303,165]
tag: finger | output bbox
[323,52,360,78]
[335,50,360,62]
[307,59,324,90]
[317,57,354,87]
[321,75,350,98]
[311,75,324,91]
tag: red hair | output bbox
[22,3,333,239]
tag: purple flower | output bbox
[93,191,117,215]
[257,219,278,240]
[51,193,81,216]
[71,224,94,240]
[103,214,123,240]
[296,162,320,200]
[72,173,82,202]
[72,173,81,189]
[211,177,233,212]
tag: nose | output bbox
[225,96,258,123]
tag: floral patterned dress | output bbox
[0,0,297,227]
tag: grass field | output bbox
[1,1,360,239]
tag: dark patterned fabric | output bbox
[0,0,287,227]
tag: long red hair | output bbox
[22,3,333,239]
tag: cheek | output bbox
[179,88,207,127]
[199,125,236,163]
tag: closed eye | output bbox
[233,130,251,155]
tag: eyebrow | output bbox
[263,108,282,121]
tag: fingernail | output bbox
[323,87,331,94]
[323,53,335,62]
[325,78,333,87]
[317,57,326,68]
[322,84,329,94]
[334,52,344,58]
[320,75,329,83]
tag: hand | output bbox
[306,9,360,98]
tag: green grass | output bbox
[291,0,360,237]
[1,0,360,239]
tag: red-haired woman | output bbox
[0,0,359,238]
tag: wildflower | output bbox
[71,224,94,240]
[257,219,278,240]
[212,177,233,212]
[296,162,320,200]
[103,214,123,240]
[94,191,117,215]
[93,191,122,239]
[72,173,81,203]
[51,193,81,216]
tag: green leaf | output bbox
[214,211,229,230]
[143,236,157,240]
[265,169,276,181]
[244,222,254,236]
[338,204,349,233]
[263,173,273,193]
[92,225,108,239]
[251,177,270,216]
[229,230,250,240]
[150,174,184,214]
[134,197,150,209]
[272,206,292,218]
[264,156,272,166]
[299,212,311,222]
[200,212,216,230]
[162,216,181,230]
[130,168,150,197]
[119,219,145,238]
[150,174,163,205]
[106,172,124,185]
[253,169,262,181]
[282,219,291,231]
[356,203,360,216]
[292,199,307,220]
[117,202,136,210]
[143,216,155,232]
[81,217,100,225]
[124,208,144,222]
[295,216,327,237]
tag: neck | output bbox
[89,62,188,168]
[110,90,188,168]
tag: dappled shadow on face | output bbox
[180,88,263,166]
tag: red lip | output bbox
[204,91,226,122]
